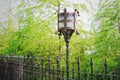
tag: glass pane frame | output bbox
[66,22,74,29]
[66,14,74,20]
[59,22,64,28]
[58,12,76,31]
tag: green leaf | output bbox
[80,4,89,13]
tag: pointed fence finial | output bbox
[56,56,60,62]
[41,56,44,62]
[48,56,51,62]
[72,68,75,79]
[77,57,80,63]
[104,58,107,66]
[90,58,93,65]
[112,71,116,80]
[77,57,80,80]
[97,70,102,80]
[84,69,87,80]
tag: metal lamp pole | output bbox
[66,36,70,79]
[63,30,74,79]
[58,8,79,79]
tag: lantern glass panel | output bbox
[67,14,74,20]
[59,15,64,21]
[59,22,64,28]
[66,22,74,29]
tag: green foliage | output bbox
[93,0,120,56]
[0,0,92,57]
[92,0,120,75]
[80,4,89,13]
[0,0,17,54]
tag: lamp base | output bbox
[62,30,74,43]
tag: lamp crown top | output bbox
[75,9,80,16]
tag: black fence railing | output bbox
[0,56,120,80]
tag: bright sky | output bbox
[72,0,99,31]
[0,0,99,31]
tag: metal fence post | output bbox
[62,67,64,80]
[104,59,107,80]
[77,57,80,80]
[52,66,55,80]
[23,56,25,80]
[112,71,116,80]
[41,56,44,80]
[97,70,101,80]
[4,57,8,80]
[56,57,60,80]
[84,69,87,80]
[90,58,93,80]
[72,68,75,80]
[48,57,51,80]
[44,64,46,80]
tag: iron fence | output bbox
[0,56,120,80]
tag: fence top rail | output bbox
[0,56,25,59]
[0,55,41,59]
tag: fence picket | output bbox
[112,71,116,80]
[84,69,87,80]
[72,68,75,80]
[41,56,44,80]
[104,59,108,80]
[56,57,60,80]
[52,66,55,80]
[97,70,101,80]
[77,57,81,80]
[62,67,64,80]
[90,58,93,80]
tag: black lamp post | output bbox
[58,8,79,79]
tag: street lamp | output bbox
[58,8,79,79]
